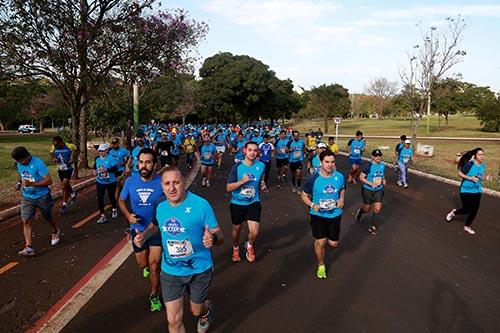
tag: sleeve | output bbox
[37,159,49,177]
[270,143,275,150]
[347,139,354,147]
[203,200,218,229]
[49,144,55,153]
[362,163,372,175]
[303,173,318,194]
[68,143,77,152]
[119,177,130,201]
[259,142,264,149]
[151,197,165,226]
[286,140,292,148]
[227,163,240,183]
[461,161,474,175]
[93,156,98,170]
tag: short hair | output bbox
[328,136,334,141]
[319,149,335,162]
[138,148,158,164]
[400,135,407,141]
[245,141,258,149]
[356,130,363,136]
[52,136,64,144]
[292,130,300,136]
[11,146,30,161]
[280,130,286,134]
[160,165,185,179]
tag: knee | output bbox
[328,240,338,248]
[167,310,183,327]
[373,207,382,214]
[315,239,327,247]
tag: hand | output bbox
[202,225,213,248]
[133,230,144,248]
[470,176,479,183]
[125,167,131,175]
[128,213,140,224]
[240,173,250,184]
[21,179,31,187]
[382,179,387,186]
[69,159,74,164]
[337,198,344,209]
[260,182,268,192]
[311,204,320,212]
[15,182,21,190]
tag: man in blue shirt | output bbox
[133,166,224,333]
[94,143,119,224]
[301,150,345,279]
[200,136,217,187]
[119,148,164,312]
[12,146,61,256]
[259,135,274,187]
[129,133,147,175]
[346,130,366,184]
[50,136,78,214]
[214,128,227,169]
[226,141,266,263]
[355,149,386,235]
[231,132,246,163]
[393,134,406,174]
[274,130,290,183]
[396,139,413,188]
[109,137,131,200]
[288,130,306,193]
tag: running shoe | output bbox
[59,204,68,214]
[70,191,78,204]
[368,225,377,235]
[18,246,35,257]
[316,265,327,279]
[396,180,403,187]
[291,187,297,193]
[150,294,163,312]
[463,226,476,235]
[51,228,61,246]
[201,178,206,186]
[446,209,456,222]
[297,187,302,194]
[232,247,241,262]
[206,180,211,187]
[143,266,151,278]
[403,184,409,189]
[245,242,255,262]
[97,214,107,224]
[111,208,118,219]
[197,300,213,333]
[355,208,363,222]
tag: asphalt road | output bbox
[1,153,499,333]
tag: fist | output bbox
[202,225,213,248]
[241,174,250,184]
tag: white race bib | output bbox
[403,157,409,163]
[319,199,337,211]
[373,177,382,186]
[161,151,169,156]
[57,163,68,171]
[166,239,194,258]
[353,148,361,155]
[240,186,256,198]
[293,151,301,158]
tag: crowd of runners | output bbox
[9,122,490,333]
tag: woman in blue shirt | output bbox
[446,148,487,235]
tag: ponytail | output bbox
[457,147,483,170]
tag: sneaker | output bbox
[59,204,68,214]
[296,187,302,194]
[150,294,163,312]
[291,187,297,193]
[355,208,363,222]
[143,266,150,278]
[396,180,403,187]
[245,242,255,262]
[197,301,213,333]
[463,226,476,235]
[403,184,409,189]
[232,247,241,262]
[97,214,107,224]
[446,209,456,222]
[206,180,211,187]
[201,178,206,186]
[316,265,327,279]
[70,191,78,204]
[111,208,118,219]
[51,228,61,246]
[18,246,35,257]
[368,225,378,235]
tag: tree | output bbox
[307,84,350,133]
[399,15,467,141]
[476,95,500,132]
[364,77,398,118]
[0,1,207,166]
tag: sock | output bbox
[291,176,296,186]
[371,212,380,227]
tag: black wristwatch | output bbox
[212,233,218,245]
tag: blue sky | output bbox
[166,0,500,94]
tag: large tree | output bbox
[307,84,350,133]
[476,95,500,132]
[364,77,398,118]
[0,0,207,166]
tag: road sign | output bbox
[334,117,342,124]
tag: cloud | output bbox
[370,4,500,20]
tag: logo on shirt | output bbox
[323,184,336,194]
[185,207,191,214]
[163,217,185,235]
[137,188,154,204]
[247,173,256,181]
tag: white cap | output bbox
[98,143,109,151]
[317,142,327,149]
[404,139,411,144]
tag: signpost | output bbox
[334,117,342,143]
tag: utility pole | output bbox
[133,82,139,133]
[426,26,436,135]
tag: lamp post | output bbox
[426,26,436,135]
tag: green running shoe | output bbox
[316,265,327,279]
[150,294,162,312]
[143,266,150,278]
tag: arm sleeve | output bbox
[461,161,474,175]
[203,200,218,229]
[119,177,130,201]
[227,163,239,183]
[362,163,372,176]
[347,139,354,147]
[303,173,318,194]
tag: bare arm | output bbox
[23,173,52,187]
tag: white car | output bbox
[18,125,40,133]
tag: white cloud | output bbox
[370,4,500,20]
[357,34,395,48]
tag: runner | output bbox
[355,149,386,235]
[274,130,290,184]
[108,137,131,200]
[182,133,196,169]
[133,166,224,333]
[446,148,488,235]
[231,132,246,163]
[94,144,119,224]
[396,139,413,188]
[301,150,345,279]
[200,136,217,187]
[309,142,328,174]
[288,130,306,193]
[258,134,274,187]
[327,136,339,155]
[50,136,78,213]
[214,128,227,169]
[155,133,174,167]
[130,132,147,175]
[346,130,366,184]
[170,132,183,167]
[394,135,407,174]
[118,148,164,312]
[226,141,266,263]
[12,146,60,256]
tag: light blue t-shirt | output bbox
[153,192,218,276]
[200,143,217,165]
[131,146,144,175]
[289,140,305,162]
[303,171,345,218]
[275,138,290,160]
[95,154,118,184]
[349,139,365,159]
[233,140,246,161]
[120,174,164,231]
[398,147,413,164]
[227,160,265,205]
[109,147,130,172]
[311,155,321,173]
[460,161,485,194]
[171,137,182,156]
[362,162,385,192]
[16,156,50,199]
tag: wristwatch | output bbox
[212,233,218,244]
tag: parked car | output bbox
[18,125,40,133]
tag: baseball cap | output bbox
[317,142,327,149]
[371,149,382,157]
[98,143,109,151]
[404,139,411,144]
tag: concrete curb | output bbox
[337,152,500,199]
[325,134,500,142]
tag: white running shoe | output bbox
[206,180,211,187]
[397,180,403,187]
[463,226,476,235]
[201,178,206,186]
[51,228,61,246]
[97,214,107,224]
[446,209,456,222]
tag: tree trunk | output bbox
[445,113,449,128]
[323,107,328,133]
[78,94,89,169]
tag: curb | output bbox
[337,152,500,198]
[0,178,96,222]
[320,134,500,142]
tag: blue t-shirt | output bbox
[348,139,365,159]
[215,134,226,147]
[109,147,130,172]
[131,146,144,175]
[53,144,73,171]
[289,140,305,162]
[252,135,264,145]
[171,137,182,156]
[153,192,218,276]
[460,161,485,194]
[398,147,413,164]
[362,162,385,192]
[233,140,246,161]
[200,143,217,165]
[120,175,164,231]
[95,154,118,184]
[303,171,345,218]
[259,142,274,162]
[227,160,265,205]
[275,138,290,160]
[16,156,50,199]
[395,143,404,154]
[311,155,321,173]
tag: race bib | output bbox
[319,199,337,211]
[161,150,169,157]
[240,186,256,199]
[279,147,287,153]
[57,163,68,171]
[203,152,212,160]
[353,148,361,155]
[373,177,382,186]
[293,151,301,158]
[403,157,409,163]
[98,167,109,180]
[166,239,194,258]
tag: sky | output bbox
[164,0,500,94]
